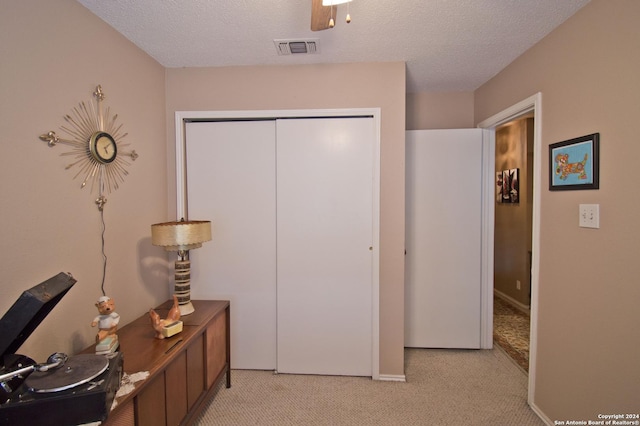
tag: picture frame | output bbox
[496,168,519,203]
[549,133,599,191]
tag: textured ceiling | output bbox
[76,0,591,93]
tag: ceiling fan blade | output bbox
[311,0,332,31]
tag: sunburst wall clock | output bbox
[39,85,138,210]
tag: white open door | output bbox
[405,129,483,349]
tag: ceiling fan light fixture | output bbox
[322,0,352,5]
[311,0,352,31]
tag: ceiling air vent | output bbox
[274,39,320,56]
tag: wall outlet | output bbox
[579,204,600,229]
[516,280,521,290]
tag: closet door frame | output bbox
[175,108,381,379]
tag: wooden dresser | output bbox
[88,300,230,426]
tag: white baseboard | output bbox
[378,374,406,382]
[494,289,530,314]
[530,401,553,425]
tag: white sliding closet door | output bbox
[276,117,374,376]
[186,120,277,370]
[183,115,375,376]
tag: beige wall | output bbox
[494,118,533,306]
[165,63,407,376]
[0,0,168,361]
[406,92,474,130]
[475,0,640,420]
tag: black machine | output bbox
[0,272,123,426]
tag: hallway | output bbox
[493,296,530,372]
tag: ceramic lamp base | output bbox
[178,301,194,316]
[174,258,195,315]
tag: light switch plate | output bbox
[579,204,600,228]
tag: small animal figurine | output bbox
[149,295,182,339]
[91,295,120,344]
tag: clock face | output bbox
[90,131,117,164]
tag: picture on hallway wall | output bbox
[497,168,519,204]
[549,133,599,191]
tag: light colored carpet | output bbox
[195,347,544,425]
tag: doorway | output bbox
[493,115,534,373]
[478,93,541,405]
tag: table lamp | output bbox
[151,219,212,315]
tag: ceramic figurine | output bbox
[91,296,120,347]
[149,295,182,339]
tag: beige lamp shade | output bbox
[151,220,212,252]
[322,0,352,5]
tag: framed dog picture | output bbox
[549,133,599,191]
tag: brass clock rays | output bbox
[39,85,138,210]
